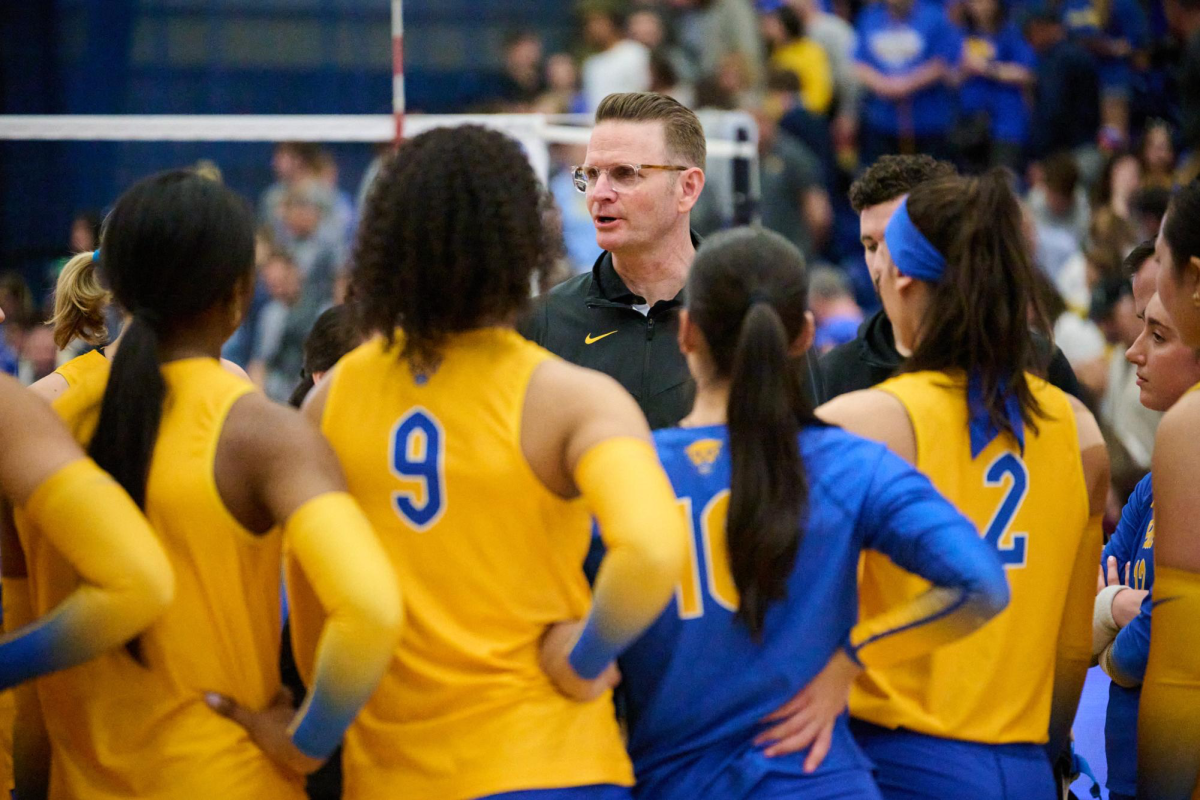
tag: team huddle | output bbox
[1,92,1199,800]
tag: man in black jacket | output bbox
[819,155,1082,401]
[521,92,706,429]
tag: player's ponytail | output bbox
[687,227,816,638]
[88,170,255,508]
[903,168,1048,437]
[50,250,111,350]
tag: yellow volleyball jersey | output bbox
[321,328,633,800]
[849,371,1092,743]
[16,356,303,800]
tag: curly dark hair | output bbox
[351,125,548,368]
[848,154,957,212]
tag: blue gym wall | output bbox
[1,0,575,298]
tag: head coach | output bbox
[519,92,706,429]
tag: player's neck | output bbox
[680,381,730,428]
[611,227,695,307]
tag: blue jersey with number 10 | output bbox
[618,423,1008,799]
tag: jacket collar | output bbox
[586,231,701,309]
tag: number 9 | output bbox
[389,408,446,531]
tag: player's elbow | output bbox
[124,544,176,625]
[970,560,1010,623]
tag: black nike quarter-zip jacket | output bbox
[519,246,695,430]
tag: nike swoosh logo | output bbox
[585,330,618,345]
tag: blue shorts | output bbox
[849,719,1056,800]
[480,786,632,800]
[741,770,883,799]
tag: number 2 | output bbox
[982,453,1029,569]
[389,408,446,531]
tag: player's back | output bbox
[320,328,631,800]
[620,421,1004,800]
[850,370,1090,743]
[16,354,301,800]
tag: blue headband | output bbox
[92,249,100,261]
[884,197,946,283]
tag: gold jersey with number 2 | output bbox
[850,371,1099,744]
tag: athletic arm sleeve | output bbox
[1101,589,1152,688]
[1138,566,1200,799]
[283,549,325,688]
[0,459,174,689]
[283,492,402,759]
[568,437,688,680]
[1047,511,1102,764]
[849,448,1009,668]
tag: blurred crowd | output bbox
[2,0,1196,506]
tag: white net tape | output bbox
[0,113,759,159]
[0,111,760,224]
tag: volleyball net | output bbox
[0,111,762,230]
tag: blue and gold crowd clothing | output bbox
[320,328,633,800]
[854,1,963,137]
[959,22,1036,145]
[1063,0,1148,93]
[618,423,1007,799]
[16,355,306,799]
[1101,473,1155,798]
[851,371,1096,747]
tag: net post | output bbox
[391,0,405,146]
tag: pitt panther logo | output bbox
[686,439,723,476]
[1143,516,1155,549]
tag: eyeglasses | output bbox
[572,163,688,193]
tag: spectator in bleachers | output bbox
[316,150,356,252]
[580,3,652,112]
[0,273,34,382]
[755,71,833,262]
[957,0,1036,172]
[546,143,603,273]
[762,3,835,116]
[259,141,322,240]
[536,53,588,114]
[649,49,697,107]
[853,0,962,163]
[279,180,341,307]
[1091,149,1142,230]
[1063,0,1148,142]
[1028,152,1091,282]
[221,229,273,370]
[628,5,699,85]
[1024,8,1102,161]
[497,30,546,110]
[1095,242,1162,468]
[1172,0,1200,180]
[1031,266,1108,394]
[1130,184,1171,241]
[249,249,324,402]
[1137,119,1177,189]
[784,0,860,157]
[809,266,864,353]
[668,0,766,97]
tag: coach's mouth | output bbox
[594,215,622,229]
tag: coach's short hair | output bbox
[595,92,706,171]
[848,154,956,212]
